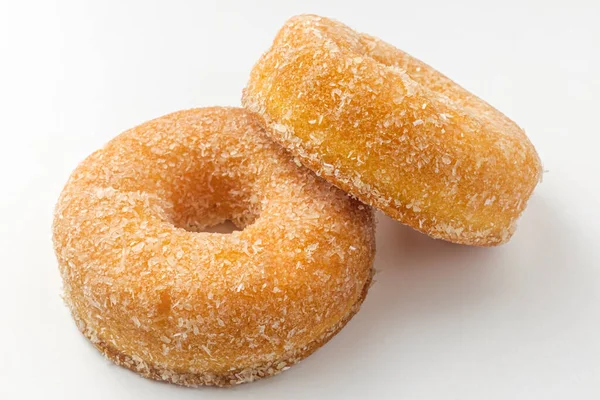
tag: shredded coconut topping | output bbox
[52,107,376,386]
[242,14,542,246]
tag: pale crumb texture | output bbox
[52,107,376,387]
[242,15,543,246]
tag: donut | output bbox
[242,15,542,246]
[52,107,376,386]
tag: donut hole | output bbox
[200,220,241,234]
[166,172,260,235]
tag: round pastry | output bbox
[243,14,542,246]
[52,107,375,386]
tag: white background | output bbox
[1,0,599,398]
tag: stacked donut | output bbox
[53,15,541,387]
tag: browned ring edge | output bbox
[70,265,374,387]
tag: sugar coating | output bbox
[242,15,543,246]
[52,107,376,386]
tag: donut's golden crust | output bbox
[81,273,371,387]
[243,15,542,246]
[53,107,376,386]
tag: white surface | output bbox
[1,0,599,398]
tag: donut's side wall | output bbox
[68,268,373,387]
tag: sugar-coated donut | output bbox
[53,107,375,386]
[243,15,542,246]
